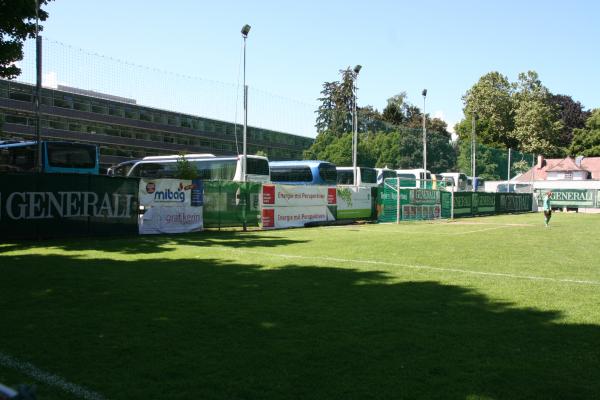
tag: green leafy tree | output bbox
[548,94,591,148]
[461,71,516,148]
[569,109,600,156]
[0,0,53,79]
[175,155,198,179]
[512,71,564,155]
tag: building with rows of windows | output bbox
[0,79,314,171]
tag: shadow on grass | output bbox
[0,231,307,255]
[1,253,599,400]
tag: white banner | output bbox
[139,205,203,234]
[139,178,194,207]
[261,206,335,229]
[336,186,372,218]
[261,184,336,207]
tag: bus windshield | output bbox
[47,142,97,169]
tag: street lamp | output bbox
[352,65,362,187]
[241,24,251,182]
[422,89,427,173]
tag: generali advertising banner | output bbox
[261,184,336,229]
[138,178,204,234]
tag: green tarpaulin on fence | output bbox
[203,181,261,229]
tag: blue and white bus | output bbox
[0,140,99,174]
[127,154,270,182]
[269,160,337,185]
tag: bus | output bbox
[127,154,270,182]
[336,166,378,187]
[375,167,397,185]
[107,159,140,177]
[440,172,469,192]
[269,160,337,185]
[395,168,432,188]
[0,140,99,174]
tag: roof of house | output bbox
[515,156,600,181]
[546,157,585,172]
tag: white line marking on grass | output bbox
[0,352,107,400]
[213,248,600,287]
[437,225,514,235]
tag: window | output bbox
[564,172,573,180]
[360,168,378,184]
[247,158,269,176]
[47,143,96,169]
[318,163,337,184]
[271,166,313,182]
[337,170,354,185]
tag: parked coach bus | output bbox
[269,160,337,185]
[375,167,397,185]
[395,168,433,189]
[336,166,378,187]
[127,154,270,182]
[0,140,99,174]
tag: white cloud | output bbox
[433,110,457,140]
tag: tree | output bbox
[461,71,516,148]
[548,94,591,148]
[569,109,600,157]
[0,0,53,79]
[512,71,563,155]
[382,93,407,125]
[175,155,198,179]
[314,67,357,136]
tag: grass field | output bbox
[1,212,600,400]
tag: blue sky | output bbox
[32,0,599,137]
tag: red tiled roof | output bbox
[546,157,585,172]
[515,156,600,181]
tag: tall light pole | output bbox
[471,113,476,191]
[241,24,251,183]
[422,89,427,173]
[352,65,361,187]
[35,0,43,172]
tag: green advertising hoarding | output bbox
[0,173,139,239]
[535,189,596,208]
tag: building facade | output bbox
[0,80,314,171]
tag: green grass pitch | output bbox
[1,212,600,399]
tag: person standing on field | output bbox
[542,191,553,227]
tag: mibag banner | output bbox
[336,186,372,219]
[139,178,204,234]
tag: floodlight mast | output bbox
[422,89,427,174]
[352,65,362,187]
[241,24,251,183]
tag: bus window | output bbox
[46,142,97,169]
[397,173,416,187]
[360,167,377,184]
[318,163,337,185]
[270,166,313,183]
[336,169,354,185]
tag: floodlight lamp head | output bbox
[241,24,251,37]
[422,89,427,97]
[353,65,362,74]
